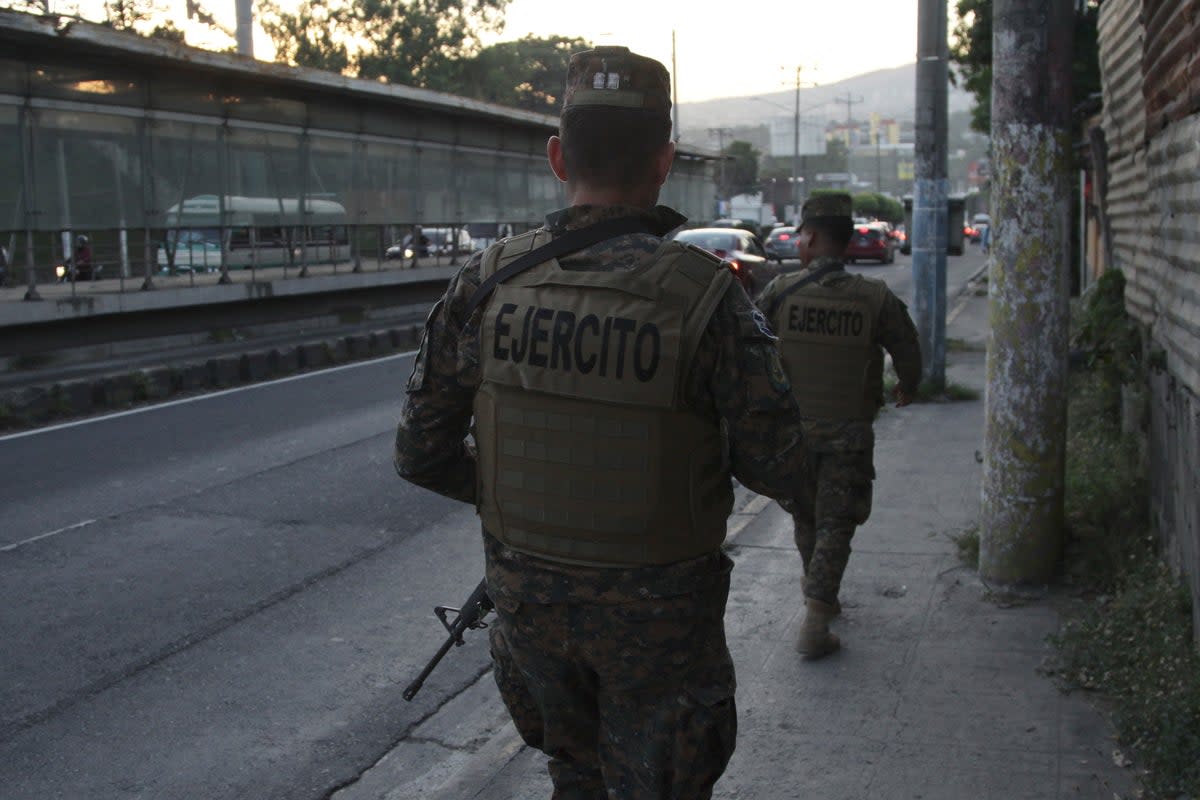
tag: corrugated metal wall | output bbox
[1099,0,1200,395]
[1143,0,1200,135]
[1099,0,1200,642]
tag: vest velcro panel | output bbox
[773,281,883,421]
[474,236,734,567]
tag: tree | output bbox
[449,35,590,113]
[260,0,351,74]
[722,140,760,198]
[353,0,508,87]
[950,0,1100,134]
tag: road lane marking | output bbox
[1,518,97,553]
[0,350,419,444]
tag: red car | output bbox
[844,223,896,265]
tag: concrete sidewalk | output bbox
[337,285,1138,800]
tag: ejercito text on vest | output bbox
[491,302,662,383]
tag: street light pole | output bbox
[793,66,801,223]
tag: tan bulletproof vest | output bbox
[474,231,734,567]
[770,271,888,421]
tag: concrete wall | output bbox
[1099,0,1200,640]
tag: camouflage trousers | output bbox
[488,578,737,800]
[791,446,875,605]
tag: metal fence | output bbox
[0,18,717,298]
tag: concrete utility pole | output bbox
[980,0,1074,584]
[235,0,254,57]
[708,127,732,217]
[912,0,949,389]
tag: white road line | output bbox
[1,518,97,553]
[0,350,419,444]
[947,295,972,325]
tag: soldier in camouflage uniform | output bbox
[756,193,922,659]
[395,46,811,800]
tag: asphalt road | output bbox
[0,246,988,799]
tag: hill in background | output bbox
[677,61,974,150]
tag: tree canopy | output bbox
[722,140,761,199]
[950,0,1101,134]
[258,0,511,89]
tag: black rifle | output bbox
[402,579,495,701]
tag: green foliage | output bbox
[948,0,992,134]
[450,35,590,113]
[722,140,760,199]
[952,524,980,568]
[1053,559,1200,798]
[1073,268,1141,385]
[852,192,903,223]
[949,0,1101,135]
[1052,277,1200,797]
[259,0,351,74]
[1063,368,1150,590]
[353,0,508,87]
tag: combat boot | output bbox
[795,597,841,659]
[800,577,841,615]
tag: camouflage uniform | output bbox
[756,223,921,609]
[395,46,809,800]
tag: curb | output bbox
[0,322,425,431]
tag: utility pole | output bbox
[672,31,681,142]
[834,92,864,127]
[912,0,949,389]
[791,66,818,223]
[980,0,1074,584]
[708,127,733,217]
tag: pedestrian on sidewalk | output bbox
[756,192,923,659]
[395,45,812,800]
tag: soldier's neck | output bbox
[566,182,658,210]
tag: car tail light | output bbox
[727,259,742,273]
[778,233,790,241]
[857,227,870,234]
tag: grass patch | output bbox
[1052,559,1200,797]
[951,524,979,568]
[946,337,985,353]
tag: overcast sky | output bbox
[64,0,931,103]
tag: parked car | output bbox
[764,226,800,262]
[671,227,773,297]
[969,213,991,244]
[386,227,474,260]
[844,222,896,265]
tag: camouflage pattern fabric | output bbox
[757,255,921,606]
[789,422,875,605]
[563,46,672,118]
[489,540,737,800]
[395,203,810,799]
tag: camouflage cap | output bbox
[562,46,671,118]
[801,192,854,223]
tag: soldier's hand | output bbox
[892,385,914,407]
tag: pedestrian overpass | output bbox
[0,10,717,297]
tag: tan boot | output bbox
[796,598,841,659]
[800,577,841,616]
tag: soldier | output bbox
[756,192,922,659]
[395,46,811,800]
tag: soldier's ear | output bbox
[651,140,675,188]
[547,136,569,183]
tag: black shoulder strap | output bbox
[466,216,660,315]
[766,263,844,318]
